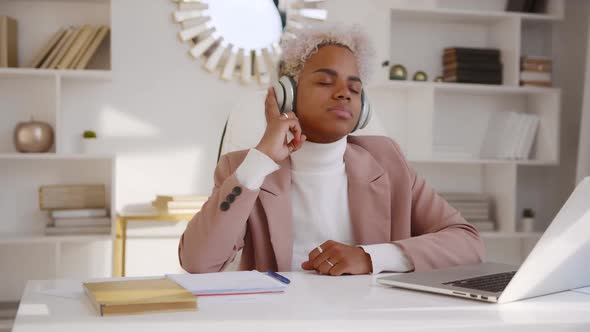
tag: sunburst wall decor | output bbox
[171,0,328,85]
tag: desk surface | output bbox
[13,272,590,332]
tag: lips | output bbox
[327,106,353,119]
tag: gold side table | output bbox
[114,211,195,277]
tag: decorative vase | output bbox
[413,71,428,81]
[389,64,407,80]
[81,138,100,154]
[13,117,54,153]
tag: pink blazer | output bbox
[179,136,485,273]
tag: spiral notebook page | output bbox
[166,270,287,296]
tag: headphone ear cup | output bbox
[279,76,296,113]
[272,80,286,113]
[359,92,372,130]
[351,89,372,132]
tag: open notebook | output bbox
[167,270,288,296]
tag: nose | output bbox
[333,81,351,101]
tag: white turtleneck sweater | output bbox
[234,136,413,274]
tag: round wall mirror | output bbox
[172,0,328,85]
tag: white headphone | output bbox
[272,76,372,133]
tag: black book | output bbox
[443,54,501,65]
[444,72,503,85]
[506,0,527,12]
[444,47,501,57]
[444,62,503,72]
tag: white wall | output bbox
[61,0,262,210]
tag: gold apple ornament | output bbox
[13,116,54,153]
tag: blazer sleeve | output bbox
[178,153,259,273]
[391,142,486,272]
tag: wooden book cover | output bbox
[57,24,93,69]
[70,26,99,69]
[48,26,81,69]
[28,28,67,68]
[83,278,197,316]
[38,184,106,210]
[0,16,18,68]
[41,28,73,69]
[75,26,110,70]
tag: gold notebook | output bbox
[83,278,197,316]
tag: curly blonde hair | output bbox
[279,23,375,82]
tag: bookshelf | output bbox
[353,0,564,265]
[0,0,113,302]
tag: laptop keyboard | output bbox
[443,271,517,293]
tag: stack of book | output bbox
[441,192,496,232]
[506,0,548,13]
[28,25,110,70]
[520,55,552,87]
[442,47,503,85]
[39,184,110,235]
[152,194,208,215]
[479,111,540,160]
[0,16,18,67]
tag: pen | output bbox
[266,270,291,284]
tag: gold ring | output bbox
[282,113,289,119]
[288,145,294,153]
[325,259,334,267]
[316,245,323,254]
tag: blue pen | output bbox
[266,270,291,284]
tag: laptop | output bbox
[377,177,590,303]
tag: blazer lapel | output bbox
[345,141,391,245]
[259,158,293,271]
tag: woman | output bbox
[179,24,485,275]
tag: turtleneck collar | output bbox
[290,136,347,172]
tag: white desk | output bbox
[13,272,590,332]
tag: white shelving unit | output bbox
[360,0,564,265]
[0,0,113,302]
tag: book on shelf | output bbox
[520,71,551,82]
[69,26,99,69]
[83,278,197,316]
[155,194,208,202]
[152,199,205,209]
[479,111,540,160]
[45,225,110,235]
[28,28,67,68]
[521,62,552,72]
[444,61,503,73]
[520,80,552,87]
[39,184,106,210]
[57,24,94,69]
[40,27,74,69]
[506,0,547,13]
[74,25,110,70]
[443,47,501,57]
[53,217,111,228]
[48,26,81,69]
[158,208,200,215]
[443,73,502,85]
[51,208,108,219]
[0,16,18,68]
[28,25,110,70]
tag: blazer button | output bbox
[220,201,230,211]
[226,193,236,203]
[232,186,242,196]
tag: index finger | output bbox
[265,87,281,120]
